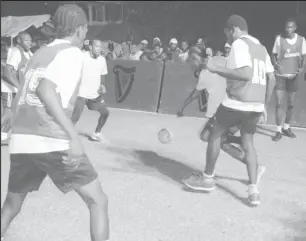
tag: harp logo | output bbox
[113,65,136,103]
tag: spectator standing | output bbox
[179,40,190,62]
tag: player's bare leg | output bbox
[273,89,286,141]
[91,103,109,143]
[240,131,260,206]
[282,91,297,138]
[1,192,28,238]
[75,178,109,241]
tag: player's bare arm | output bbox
[177,88,199,117]
[36,79,84,159]
[207,60,253,82]
[3,65,20,89]
[99,75,106,94]
[265,72,276,106]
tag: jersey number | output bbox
[252,59,266,86]
[18,69,44,106]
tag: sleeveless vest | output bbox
[278,35,303,75]
[15,45,32,83]
[12,43,79,140]
[226,37,267,103]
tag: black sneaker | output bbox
[282,128,296,138]
[272,131,282,142]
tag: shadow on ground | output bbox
[282,210,306,241]
[117,149,252,207]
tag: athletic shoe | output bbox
[272,131,282,142]
[182,172,216,192]
[282,128,296,138]
[90,132,109,143]
[248,185,260,206]
[256,165,266,185]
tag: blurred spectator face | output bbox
[108,42,114,52]
[140,40,148,50]
[215,50,223,56]
[224,43,231,57]
[154,44,161,54]
[181,41,189,52]
[151,52,158,60]
[206,47,213,58]
[90,40,103,58]
[153,37,161,46]
[130,44,137,54]
[169,38,178,51]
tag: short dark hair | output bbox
[89,38,102,46]
[52,4,88,39]
[285,18,297,26]
[226,15,248,32]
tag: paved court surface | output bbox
[1,108,306,241]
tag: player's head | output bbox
[205,46,214,58]
[284,18,297,38]
[224,15,248,44]
[188,45,208,70]
[17,32,32,52]
[52,4,88,48]
[89,39,102,58]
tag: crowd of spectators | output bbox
[82,36,232,63]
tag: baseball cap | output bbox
[224,43,231,48]
[141,40,148,45]
[226,15,248,32]
[169,38,178,44]
[153,37,161,42]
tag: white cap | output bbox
[153,37,161,42]
[224,43,231,48]
[197,38,204,44]
[141,40,148,45]
[169,38,178,44]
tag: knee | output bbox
[99,108,109,119]
[5,194,24,214]
[85,191,108,209]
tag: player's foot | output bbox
[272,131,282,142]
[282,128,296,138]
[90,132,109,143]
[256,165,266,185]
[248,184,260,206]
[182,172,216,192]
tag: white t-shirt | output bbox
[78,51,108,99]
[2,47,33,93]
[129,50,143,60]
[9,39,84,154]
[221,35,274,113]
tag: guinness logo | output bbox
[198,89,208,112]
[113,65,136,103]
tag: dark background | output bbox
[1,1,306,51]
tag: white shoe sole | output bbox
[182,181,216,192]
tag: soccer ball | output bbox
[158,128,173,144]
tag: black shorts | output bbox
[214,104,261,134]
[275,75,299,92]
[8,151,98,194]
[79,95,105,111]
[1,92,16,108]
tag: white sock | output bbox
[283,123,290,130]
[248,184,259,194]
[277,126,282,132]
[203,172,214,178]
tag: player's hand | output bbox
[206,59,218,73]
[98,85,106,94]
[258,108,267,124]
[297,67,304,76]
[63,137,85,168]
[274,63,282,74]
